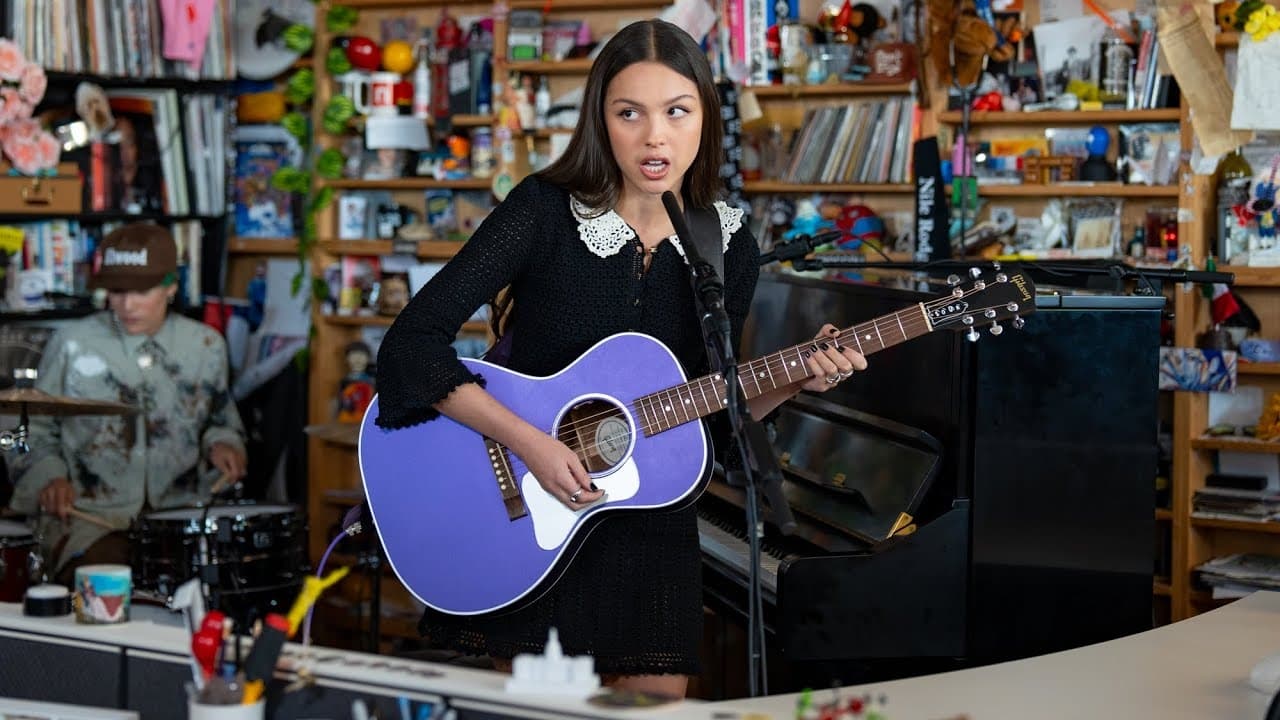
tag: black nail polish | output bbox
[590,483,600,492]
[818,342,829,351]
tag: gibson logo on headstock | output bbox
[929,301,969,321]
[1011,274,1033,302]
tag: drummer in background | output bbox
[7,223,247,586]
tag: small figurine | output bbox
[377,275,410,316]
[336,341,375,423]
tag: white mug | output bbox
[367,71,400,116]
[335,71,371,114]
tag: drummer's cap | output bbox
[90,223,178,292]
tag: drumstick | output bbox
[66,506,116,531]
[209,473,234,495]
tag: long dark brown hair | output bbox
[538,19,725,210]
[491,20,725,339]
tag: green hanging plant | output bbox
[284,69,315,105]
[325,47,352,75]
[282,24,315,54]
[326,6,358,32]
[281,111,310,142]
[316,148,345,179]
[321,96,356,135]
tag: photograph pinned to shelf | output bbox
[1067,197,1122,257]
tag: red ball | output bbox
[345,36,382,72]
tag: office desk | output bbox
[2,593,1279,719]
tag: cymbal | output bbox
[0,387,135,416]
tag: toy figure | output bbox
[336,340,376,423]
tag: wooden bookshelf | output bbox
[744,181,913,194]
[1221,266,1280,288]
[506,58,594,75]
[1190,436,1280,453]
[1153,580,1172,596]
[323,316,489,333]
[1156,508,1173,521]
[316,239,467,258]
[228,237,297,254]
[744,82,914,98]
[511,0,670,7]
[1240,362,1280,376]
[1190,516,1280,534]
[1216,32,1240,48]
[321,177,493,191]
[305,422,360,449]
[936,109,1182,125]
[970,183,1180,198]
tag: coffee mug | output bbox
[368,72,400,116]
[334,71,370,113]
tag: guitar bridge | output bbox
[487,438,528,521]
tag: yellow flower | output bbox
[1246,5,1280,41]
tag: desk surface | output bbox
[701,590,1280,720]
[4,593,1280,719]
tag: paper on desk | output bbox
[1158,0,1254,155]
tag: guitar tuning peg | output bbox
[1012,317,1026,330]
[995,273,1008,283]
[992,261,1002,271]
[989,322,1004,336]
[946,274,961,286]
[965,327,980,343]
[969,267,982,279]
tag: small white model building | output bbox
[504,627,601,697]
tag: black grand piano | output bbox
[697,270,1162,695]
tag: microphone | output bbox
[661,191,731,344]
[758,230,842,265]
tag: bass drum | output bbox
[132,503,308,627]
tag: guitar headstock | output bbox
[925,268,1037,341]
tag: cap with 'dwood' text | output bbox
[90,223,177,292]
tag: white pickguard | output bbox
[523,458,639,551]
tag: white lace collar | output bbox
[570,196,744,260]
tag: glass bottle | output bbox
[1216,147,1253,261]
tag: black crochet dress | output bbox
[374,175,760,676]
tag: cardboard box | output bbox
[0,162,82,215]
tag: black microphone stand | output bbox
[661,193,791,697]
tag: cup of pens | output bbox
[187,697,265,719]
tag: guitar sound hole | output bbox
[556,399,633,474]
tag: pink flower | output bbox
[0,40,25,82]
[4,136,41,175]
[33,130,59,170]
[0,87,20,124]
[18,63,45,105]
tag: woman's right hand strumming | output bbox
[514,431,605,510]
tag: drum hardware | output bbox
[0,368,136,453]
[131,502,309,631]
[0,518,40,602]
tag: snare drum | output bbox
[0,519,38,602]
[132,503,308,624]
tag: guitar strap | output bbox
[684,205,725,283]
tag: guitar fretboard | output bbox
[632,302,931,436]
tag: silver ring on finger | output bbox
[570,491,581,503]
[838,370,853,380]
[825,374,839,385]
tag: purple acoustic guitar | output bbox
[359,270,1036,616]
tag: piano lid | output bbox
[767,393,942,546]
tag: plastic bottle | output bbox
[412,36,432,120]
